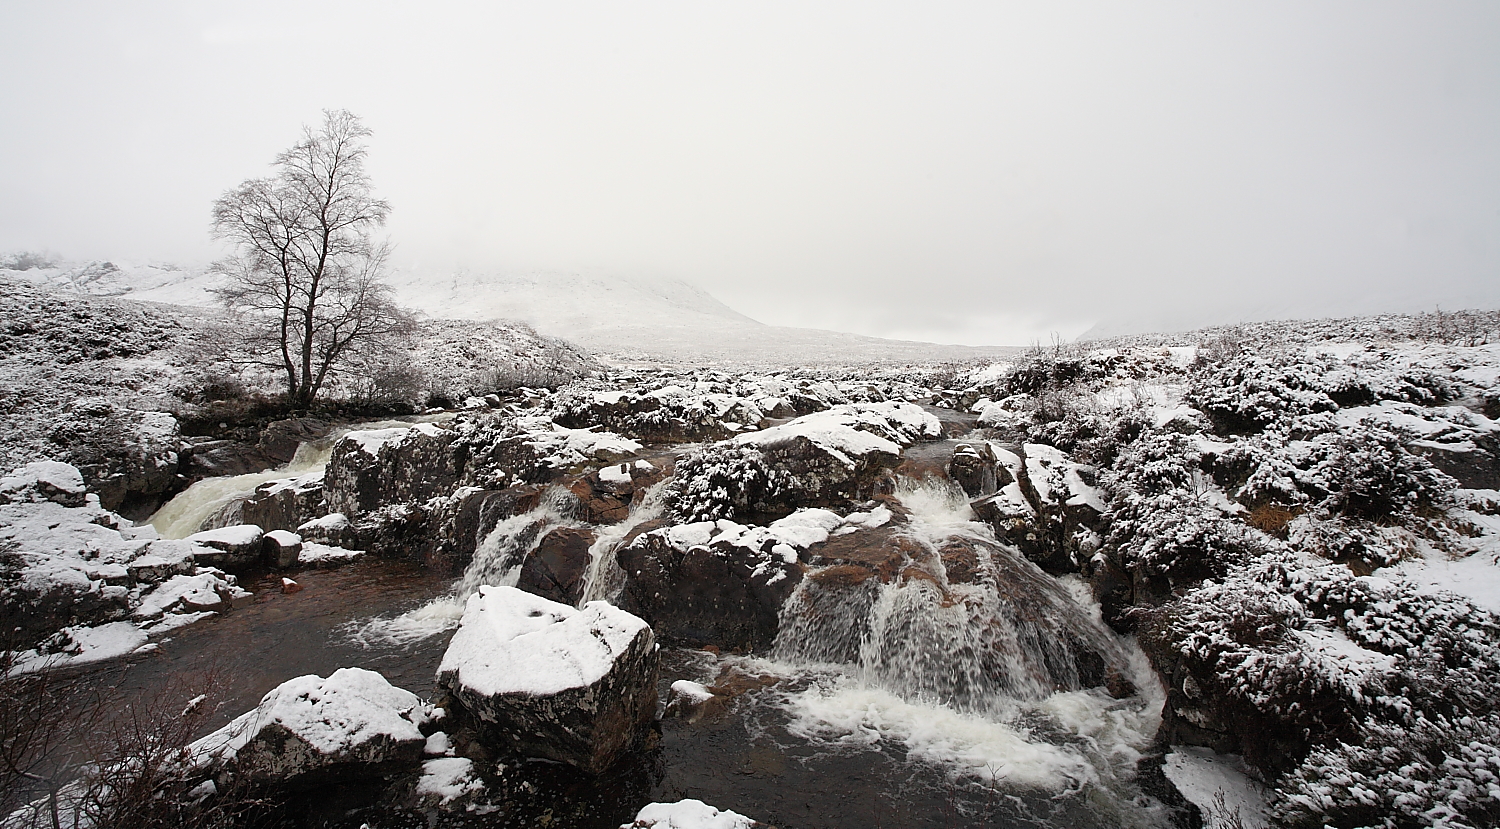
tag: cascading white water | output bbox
[576,479,669,607]
[764,476,1165,807]
[145,416,451,539]
[349,486,582,646]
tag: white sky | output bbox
[1,2,1497,345]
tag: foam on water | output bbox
[766,476,1164,806]
[350,487,579,646]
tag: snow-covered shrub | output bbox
[1143,554,1500,823]
[1187,356,1339,433]
[1216,424,1455,525]
[1026,395,1150,467]
[1106,491,1275,591]
[1275,713,1500,829]
[669,445,792,522]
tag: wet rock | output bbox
[439,485,548,565]
[258,417,334,464]
[192,667,431,790]
[515,526,595,606]
[186,524,265,570]
[569,459,669,525]
[262,529,302,569]
[183,438,276,479]
[435,586,658,774]
[204,473,326,534]
[617,527,804,652]
[948,441,1003,497]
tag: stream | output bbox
[94,428,1172,828]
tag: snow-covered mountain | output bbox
[3,257,1016,365]
[383,269,1016,365]
[1,258,225,307]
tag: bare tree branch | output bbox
[209,110,408,409]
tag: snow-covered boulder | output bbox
[324,422,458,516]
[672,402,942,523]
[623,799,765,829]
[435,585,658,774]
[262,529,302,569]
[185,524,265,569]
[191,667,431,789]
[0,461,88,506]
[125,539,198,583]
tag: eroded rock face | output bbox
[192,667,430,790]
[324,423,459,517]
[618,524,807,651]
[435,586,658,775]
[515,526,595,606]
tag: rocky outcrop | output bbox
[435,586,658,774]
[192,667,431,790]
[551,388,755,443]
[672,403,943,523]
[324,423,459,516]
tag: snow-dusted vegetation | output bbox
[5,280,1500,828]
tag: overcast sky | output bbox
[2,2,1497,345]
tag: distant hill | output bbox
[383,269,1018,366]
[2,257,1017,366]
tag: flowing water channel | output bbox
[98,429,1172,828]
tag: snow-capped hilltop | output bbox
[385,269,1017,365]
[0,256,224,308]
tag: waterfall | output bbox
[576,479,669,607]
[764,476,1164,803]
[349,486,581,646]
[146,416,449,539]
[455,486,580,596]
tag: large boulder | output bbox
[615,508,890,651]
[203,472,326,533]
[191,667,430,790]
[324,423,458,516]
[435,586,658,774]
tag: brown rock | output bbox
[515,526,596,606]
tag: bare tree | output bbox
[211,109,413,409]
